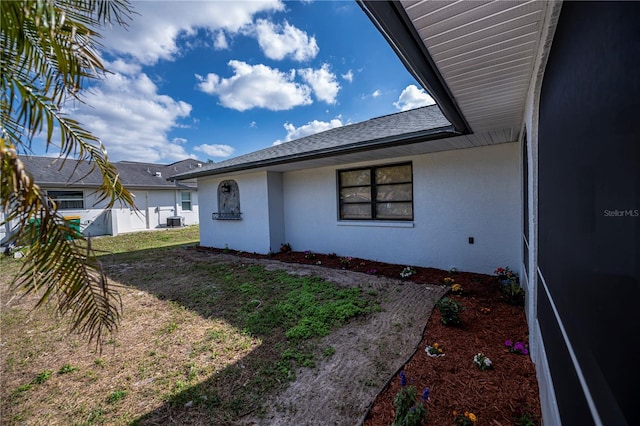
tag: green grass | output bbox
[1,226,378,425]
[89,225,199,255]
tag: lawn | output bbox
[0,226,376,425]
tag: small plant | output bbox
[443,277,455,285]
[513,397,537,426]
[494,266,516,282]
[327,252,337,259]
[366,268,378,275]
[448,267,458,275]
[339,256,352,269]
[505,340,529,355]
[392,371,429,426]
[58,364,78,374]
[280,243,292,253]
[472,353,493,371]
[435,297,464,325]
[107,389,128,404]
[450,283,463,295]
[501,282,525,305]
[453,410,477,425]
[304,250,315,259]
[32,370,53,384]
[322,346,335,357]
[223,243,230,254]
[400,266,416,280]
[425,342,444,357]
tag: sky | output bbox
[39,0,436,164]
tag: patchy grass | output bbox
[89,225,200,255]
[0,226,375,424]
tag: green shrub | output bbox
[435,297,464,325]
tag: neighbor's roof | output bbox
[21,156,202,189]
[175,105,453,179]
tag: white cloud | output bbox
[213,31,229,50]
[70,71,194,162]
[194,144,235,158]
[250,121,257,128]
[393,84,435,111]
[372,89,382,98]
[299,64,340,104]
[342,70,354,83]
[273,117,343,145]
[102,1,284,65]
[253,19,319,62]
[196,60,312,111]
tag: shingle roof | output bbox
[21,157,202,189]
[175,105,452,179]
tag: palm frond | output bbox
[1,142,122,346]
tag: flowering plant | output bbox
[339,257,352,269]
[453,410,477,425]
[472,352,492,371]
[443,277,455,285]
[400,266,416,279]
[280,243,292,253]
[425,342,444,357]
[393,372,429,426]
[304,250,315,259]
[494,266,516,281]
[450,283,463,295]
[366,269,378,275]
[505,340,529,355]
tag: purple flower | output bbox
[422,387,430,402]
[513,342,524,351]
[522,348,529,355]
[505,339,513,347]
[400,371,407,387]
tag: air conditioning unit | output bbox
[166,216,184,227]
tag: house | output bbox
[177,1,638,425]
[1,156,202,243]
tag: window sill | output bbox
[337,221,414,228]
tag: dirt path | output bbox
[230,257,447,425]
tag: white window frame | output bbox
[47,190,84,210]
[181,191,192,211]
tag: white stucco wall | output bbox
[196,143,520,275]
[281,142,520,274]
[198,171,272,253]
[36,188,200,237]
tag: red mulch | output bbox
[197,246,541,425]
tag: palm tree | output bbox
[1,0,135,345]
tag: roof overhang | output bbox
[360,0,558,140]
[178,125,456,179]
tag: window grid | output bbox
[181,191,192,211]
[46,190,84,210]
[338,163,413,221]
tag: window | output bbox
[181,191,192,211]
[47,190,84,210]
[338,163,413,221]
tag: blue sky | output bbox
[47,1,435,164]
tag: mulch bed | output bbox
[196,246,541,425]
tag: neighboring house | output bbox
[1,156,202,243]
[178,1,638,425]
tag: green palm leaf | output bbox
[1,0,134,346]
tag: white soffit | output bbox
[402,0,548,136]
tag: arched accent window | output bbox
[212,180,241,220]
